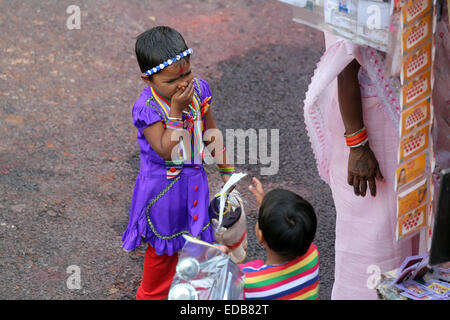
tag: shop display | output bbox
[281,0,394,51]
[395,152,427,191]
[395,0,436,242]
[400,98,430,136]
[376,253,449,300]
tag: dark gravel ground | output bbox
[0,0,335,300]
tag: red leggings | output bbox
[136,245,178,300]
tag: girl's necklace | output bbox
[182,103,197,120]
[182,103,197,129]
[189,103,197,120]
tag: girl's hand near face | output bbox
[171,80,195,114]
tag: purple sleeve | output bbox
[196,78,213,104]
[132,100,163,130]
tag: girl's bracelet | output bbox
[167,116,183,121]
[166,118,184,130]
[218,166,236,176]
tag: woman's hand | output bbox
[171,80,195,114]
[217,245,230,255]
[249,177,265,206]
[348,144,384,197]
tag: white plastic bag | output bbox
[168,235,245,300]
[209,173,248,264]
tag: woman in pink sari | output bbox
[303,2,448,299]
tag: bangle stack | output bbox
[167,116,183,121]
[218,166,235,176]
[345,127,369,148]
[166,118,184,130]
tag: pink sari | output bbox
[304,33,413,299]
[305,9,449,296]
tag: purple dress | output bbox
[121,78,215,256]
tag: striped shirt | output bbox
[239,244,319,300]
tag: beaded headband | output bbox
[144,48,193,76]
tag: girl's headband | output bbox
[145,48,193,76]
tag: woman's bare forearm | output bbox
[337,59,364,135]
[337,58,384,197]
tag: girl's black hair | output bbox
[258,189,317,260]
[135,26,189,74]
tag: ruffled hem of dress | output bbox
[121,217,150,252]
[121,228,141,252]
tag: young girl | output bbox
[121,26,235,300]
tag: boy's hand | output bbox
[217,245,230,255]
[171,80,195,114]
[248,177,265,206]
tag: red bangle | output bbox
[345,127,368,147]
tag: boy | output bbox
[241,177,319,300]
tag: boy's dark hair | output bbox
[135,26,189,74]
[258,189,317,260]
